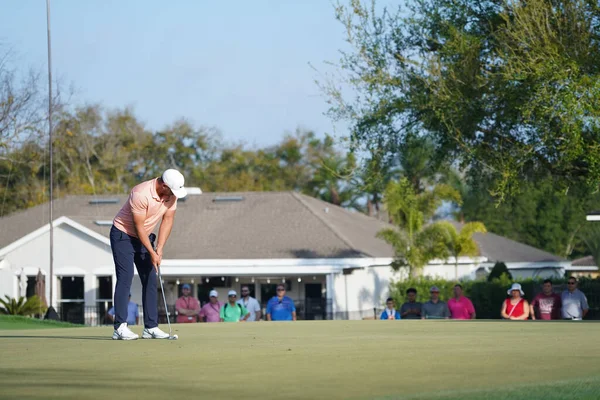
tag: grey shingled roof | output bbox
[0,192,395,259]
[448,221,567,263]
[571,256,596,267]
[0,192,566,262]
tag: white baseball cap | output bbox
[209,290,218,298]
[228,290,237,296]
[161,169,187,199]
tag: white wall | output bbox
[421,263,480,280]
[332,266,401,319]
[1,224,113,307]
[508,268,564,280]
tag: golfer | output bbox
[110,169,187,340]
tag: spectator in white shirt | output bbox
[237,285,262,321]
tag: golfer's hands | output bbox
[151,251,161,272]
[156,247,164,264]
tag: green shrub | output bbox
[388,276,589,319]
[0,295,47,316]
[487,262,512,281]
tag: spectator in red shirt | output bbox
[530,279,562,320]
[501,283,530,320]
[175,284,200,323]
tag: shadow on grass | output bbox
[0,335,111,341]
[0,368,193,400]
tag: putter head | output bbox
[168,334,178,340]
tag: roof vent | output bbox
[213,196,244,202]
[89,198,120,205]
[94,220,113,226]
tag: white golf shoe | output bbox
[142,326,170,339]
[112,323,139,340]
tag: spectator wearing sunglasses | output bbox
[237,285,262,321]
[266,284,296,321]
[561,278,589,320]
[220,290,250,322]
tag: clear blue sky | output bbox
[0,0,364,147]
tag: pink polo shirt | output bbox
[113,178,177,238]
[447,296,475,319]
[175,296,201,323]
[199,302,222,323]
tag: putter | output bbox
[150,233,178,340]
[157,266,178,340]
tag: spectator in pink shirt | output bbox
[175,284,200,323]
[447,284,476,319]
[199,290,222,323]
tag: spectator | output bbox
[422,286,450,319]
[400,288,422,319]
[199,290,222,323]
[107,293,139,325]
[266,284,296,321]
[175,284,200,323]
[237,285,262,321]
[447,284,476,320]
[380,297,401,320]
[561,277,589,320]
[501,283,530,320]
[220,290,250,322]
[530,279,562,320]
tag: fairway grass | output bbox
[0,320,599,400]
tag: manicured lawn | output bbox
[0,320,598,399]
[0,315,81,330]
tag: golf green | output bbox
[0,320,599,400]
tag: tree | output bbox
[0,295,47,316]
[323,0,600,202]
[579,225,600,271]
[437,221,487,279]
[376,177,461,276]
[461,171,600,259]
[487,262,512,282]
[0,46,45,150]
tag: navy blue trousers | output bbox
[110,225,158,330]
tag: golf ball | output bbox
[173,334,178,339]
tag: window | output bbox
[97,276,113,301]
[58,276,85,324]
[26,276,37,298]
[97,276,113,325]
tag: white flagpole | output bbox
[46,0,55,313]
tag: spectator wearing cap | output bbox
[199,290,222,323]
[220,290,250,322]
[561,277,589,320]
[237,285,262,321]
[447,284,476,320]
[266,284,296,321]
[400,288,422,319]
[175,284,201,323]
[421,286,450,319]
[107,293,139,325]
[501,283,530,320]
[380,297,401,320]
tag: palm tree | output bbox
[437,221,487,279]
[305,151,362,211]
[0,295,47,316]
[377,178,462,276]
[579,225,600,271]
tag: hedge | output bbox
[389,275,600,319]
